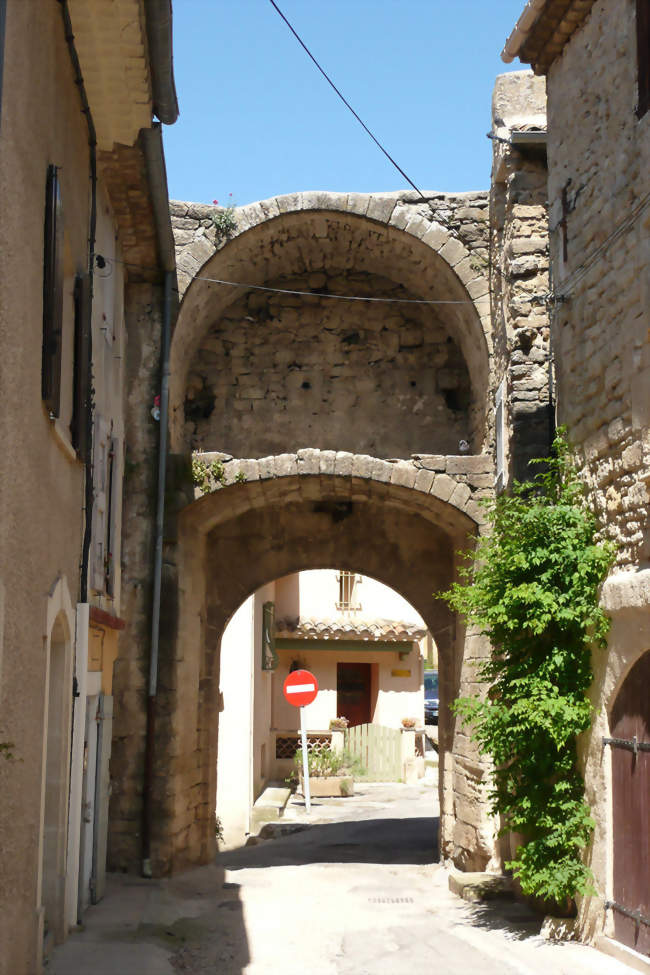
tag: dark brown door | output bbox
[337,662,371,727]
[610,651,650,956]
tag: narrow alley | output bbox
[48,781,633,975]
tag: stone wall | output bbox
[545,0,650,567]
[169,193,494,455]
[108,282,165,872]
[184,269,473,459]
[490,72,552,484]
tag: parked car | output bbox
[424,669,439,725]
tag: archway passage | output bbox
[137,467,497,879]
[609,651,650,956]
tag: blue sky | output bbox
[164,1,527,207]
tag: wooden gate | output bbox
[607,651,650,956]
[346,723,401,781]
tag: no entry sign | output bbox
[283,669,318,708]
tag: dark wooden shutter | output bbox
[70,273,91,459]
[638,0,650,118]
[42,165,64,416]
[610,651,650,955]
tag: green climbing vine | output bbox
[440,430,614,905]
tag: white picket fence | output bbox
[345,723,402,781]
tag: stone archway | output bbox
[111,191,499,881]
[169,192,493,456]
[133,458,497,878]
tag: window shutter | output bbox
[42,165,64,416]
[70,273,91,459]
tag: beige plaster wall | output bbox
[0,4,96,970]
[271,646,423,735]
[277,569,427,626]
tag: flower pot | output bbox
[299,774,354,797]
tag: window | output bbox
[336,571,361,612]
[42,165,64,416]
[70,273,91,459]
[637,0,650,118]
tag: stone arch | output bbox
[40,576,75,948]
[169,193,493,455]
[141,465,496,877]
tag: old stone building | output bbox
[107,189,506,880]
[0,2,177,972]
[504,0,650,962]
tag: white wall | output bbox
[216,596,255,848]
[275,569,426,625]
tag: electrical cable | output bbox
[96,254,515,306]
[267,0,429,204]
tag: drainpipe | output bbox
[142,269,172,878]
[139,124,176,878]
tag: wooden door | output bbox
[337,662,371,727]
[610,651,650,956]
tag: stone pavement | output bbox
[48,781,638,975]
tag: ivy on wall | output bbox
[440,431,614,905]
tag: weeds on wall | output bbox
[439,430,614,905]
[191,456,247,495]
[211,195,237,244]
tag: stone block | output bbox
[412,454,447,471]
[296,448,321,474]
[438,236,467,266]
[390,461,418,488]
[319,450,336,475]
[430,473,456,502]
[449,481,472,509]
[446,454,493,475]
[448,870,513,903]
[421,222,449,251]
[370,458,392,483]
[351,454,374,479]
[414,468,435,493]
[366,196,396,222]
[334,451,354,476]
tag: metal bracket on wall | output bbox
[602,735,650,756]
[605,900,650,937]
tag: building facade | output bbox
[504,0,650,960]
[0,2,177,972]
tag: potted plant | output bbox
[293,742,355,797]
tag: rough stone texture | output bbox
[543,1,650,570]
[169,193,494,456]
[490,72,553,485]
[183,267,474,458]
[512,0,650,954]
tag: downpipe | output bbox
[142,269,172,878]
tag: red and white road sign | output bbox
[283,669,318,708]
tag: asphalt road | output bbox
[48,782,636,975]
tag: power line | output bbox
[267,0,429,204]
[97,255,481,304]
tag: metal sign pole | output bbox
[299,705,311,814]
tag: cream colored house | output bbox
[216,570,430,848]
[0,3,177,972]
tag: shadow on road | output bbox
[462,897,545,942]
[219,815,440,870]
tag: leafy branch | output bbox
[439,429,614,905]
